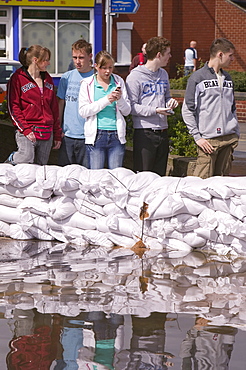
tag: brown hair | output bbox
[19,45,51,68]
[145,36,171,60]
[95,50,115,68]
[72,39,92,55]
[210,38,235,57]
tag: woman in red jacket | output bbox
[6,45,62,165]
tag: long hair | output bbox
[19,45,51,68]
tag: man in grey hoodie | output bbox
[182,38,239,179]
[126,36,178,176]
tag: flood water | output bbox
[0,238,246,369]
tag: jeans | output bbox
[133,128,169,176]
[58,136,88,167]
[13,130,53,165]
[86,130,125,169]
[184,66,194,76]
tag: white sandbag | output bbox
[178,197,207,216]
[78,168,110,194]
[163,230,206,248]
[103,203,129,218]
[47,212,96,230]
[63,189,112,206]
[0,163,13,185]
[54,164,86,193]
[95,216,110,233]
[99,167,137,208]
[203,176,235,199]
[195,227,235,244]
[27,226,54,241]
[170,213,200,233]
[49,196,76,220]
[0,204,23,224]
[62,226,114,248]
[49,228,68,243]
[207,197,246,221]
[0,220,10,237]
[17,196,50,216]
[75,198,105,218]
[0,182,52,198]
[140,176,181,204]
[198,208,218,230]
[106,232,136,248]
[106,215,141,238]
[147,218,173,238]
[176,176,211,201]
[9,224,33,240]
[19,213,48,234]
[161,238,192,258]
[5,163,39,187]
[0,193,23,208]
[147,193,184,219]
[36,165,59,190]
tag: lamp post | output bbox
[158,0,163,36]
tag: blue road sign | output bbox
[111,0,140,14]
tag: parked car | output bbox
[0,60,21,105]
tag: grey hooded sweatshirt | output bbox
[126,65,172,129]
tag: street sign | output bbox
[111,0,140,14]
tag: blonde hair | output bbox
[95,50,115,68]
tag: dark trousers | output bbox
[133,128,169,176]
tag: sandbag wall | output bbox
[0,163,246,256]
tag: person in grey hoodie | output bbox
[182,38,239,179]
[126,36,178,176]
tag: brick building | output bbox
[106,0,246,79]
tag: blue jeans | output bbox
[86,130,125,169]
[58,136,88,167]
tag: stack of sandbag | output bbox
[0,163,246,256]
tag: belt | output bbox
[144,128,167,133]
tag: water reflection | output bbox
[1,238,246,368]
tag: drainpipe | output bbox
[158,0,163,36]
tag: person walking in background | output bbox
[129,43,147,72]
[182,38,239,179]
[78,50,131,169]
[126,36,178,177]
[57,39,94,167]
[6,45,61,165]
[184,40,198,76]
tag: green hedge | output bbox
[170,69,246,92]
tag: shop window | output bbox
[21,8,92,74]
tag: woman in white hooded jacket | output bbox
[78,50,131,169]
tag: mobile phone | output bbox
[166,109,175,114]
[115,86,121,91]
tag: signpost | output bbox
[106,0,140,54]
[111,0,140,14]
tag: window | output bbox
[21,8,93,74]
[116,22,133,65]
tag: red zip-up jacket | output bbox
[7,67,62,141]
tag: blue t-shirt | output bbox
[57,68,94,139]
[94,75,117,130]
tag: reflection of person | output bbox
[182,38,239,179]
[57,39,94,166]
[126,36,178,176]
[184,41,198,76]
[180,317,237,369]
[115,312,174,369]
[79,50,131,169]
[6,45,62,165]
[129,43,147,72]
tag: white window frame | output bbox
[0,8,13,60]
[19,7,94,76]
[116,22,133,66]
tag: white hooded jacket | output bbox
[78,73,131,145]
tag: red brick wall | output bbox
[105,0,246,79]
[215,0,246,72]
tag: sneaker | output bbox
[4,152,16,165]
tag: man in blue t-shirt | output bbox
[57,39,94,166]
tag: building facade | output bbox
[0,0,103,85]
